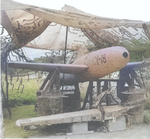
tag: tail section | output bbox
[75,46,89,60]
[67,44,89,64]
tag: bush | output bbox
[8,92,37,107]
[144,100,150,110]
[2,76,39,107]
[144,115,150,124]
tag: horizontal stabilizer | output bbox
[122,61,147,70]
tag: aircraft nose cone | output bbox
[123,52,128,58]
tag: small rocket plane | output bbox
[8,46,130,85]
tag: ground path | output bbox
[29,123,150,139]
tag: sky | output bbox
[14,0,150,21]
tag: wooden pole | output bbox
[0,83,4,138]
[64,26,68,64]
[4,60,12,119]
[82,81,93,110]
[62,26,68,91]
[97,80,100,95]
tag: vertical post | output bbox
[139,69,145,88]
[0,83,3,138]
[131,69,135,89]
[97,80,100,95]
[102,81,108,92]
[64,26,68,64]
[89,81,93,108]
[82,81,93,110]
[74,83,81,110]
[5,61,8,101]
[62,26,68,91]
[5,59,12,119]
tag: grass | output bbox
[3,105,40,138]
[2,75,150,137]
[3,104,150,138]
[3,105,69,138]
[2,75,87,137]
[2,75,43,137]
[2,76,87,138]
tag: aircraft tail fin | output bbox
[67,45,89,64]
[75,45,89,60]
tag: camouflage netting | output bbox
[135,59,150,91]
[1,0,150,53]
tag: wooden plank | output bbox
[16,97,147,129]
[122,88,146,94]
[124,98,145,109]
[104,97,146,120]
[16,109,102,129]
[92,91,107,108]
[104,105,128,120]
[98,79,120,82]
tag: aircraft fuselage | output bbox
[61,46,130,85]
[8,46,130,85]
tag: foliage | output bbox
[33,50,73,64]
[129,51,143,62]
[144,115,150,124]
[137,65,150,91]
[8,91,36,107]
[124,38,150,62]
[144,99,150,110]
[144,110,150,124]
[2,75,39,107]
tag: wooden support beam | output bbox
[40,73,52,90]
[130,70,135,89]
[37,68,60,96]
[43,68,60,92]
[97,80,101,95]
[134,73,144,88]
[102,81,108,92]
[92,91,108,108]
[82,81,93,110]
[64,26,68,64]
[75,83,80,100]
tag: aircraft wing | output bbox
[122,61,149,70]
[8,62,88,74]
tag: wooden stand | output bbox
[36,68,81,116]
[126,90,145,124]
[37,95,64,116]
[36,68,64,116]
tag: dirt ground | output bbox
[29,123,150,139]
